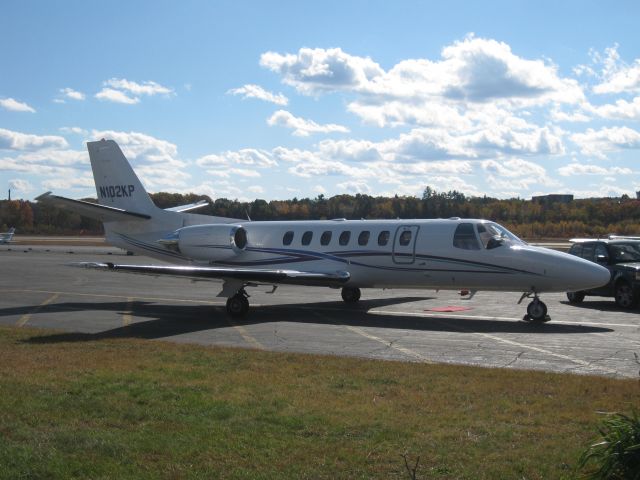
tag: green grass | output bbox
[0,325,638,479]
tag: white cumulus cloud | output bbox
[557,163,633,176]
[95,88,139,104]
[91,130,183,166]
[227,84,288,105]
[0,128,68,150]
[196,149,277,168]
[571,126,640,158]
[104,78,174,96]
[587,97,640,120]
[95,78,174,104]
[0,97,36,113]
[336,180,372,194]
[260,47,384,94]
[9,178,33,193]
[262,36,583,106]
[55,88,86,103]
[267,110,349,136]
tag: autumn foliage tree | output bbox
[1,187,639,239]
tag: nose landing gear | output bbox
[519,292,550,323]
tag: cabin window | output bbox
[301,231,313,246]
[339,231,351,246]
[358,231,370,246]
[453,223,480,250]
[378,230,390,246]
[320,231,332,246]
[399,230,412,246]
[283,231,294,246]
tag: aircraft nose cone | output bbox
[571,259,610,291]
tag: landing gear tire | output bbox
[226,293,249,318]
[341,287,361,303]
[566,291,585,303]
[524,299,549,323]
[614,282,638,309]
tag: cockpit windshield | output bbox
[476,222,525,249]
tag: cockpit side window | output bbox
[475,222,523,249]
[477,224,493,249]
[477,224,503,250]
[453,223,480,250]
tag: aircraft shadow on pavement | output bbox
[13,295,613,345]
[559,299,639,314]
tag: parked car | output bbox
[566,237,640,308]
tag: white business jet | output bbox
[37,139,609,322]
[0,227,15,244]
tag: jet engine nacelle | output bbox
[160,224,248,261]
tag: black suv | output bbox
[566,238,640,309]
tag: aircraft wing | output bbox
[165,200,209,213]
[70,262,351,287]
[36,192,150,221]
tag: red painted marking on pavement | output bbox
[425,306,473,312]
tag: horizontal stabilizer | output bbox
[69,262,351,287]
[165,200,210,213]
[36,192,151,222]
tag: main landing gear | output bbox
[226,286,361,318]
[341,287,361,303]
[518,292,550,323]
[226,289,250,318]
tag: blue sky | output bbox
[1,0,639,202]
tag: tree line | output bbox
[1,187,639,239]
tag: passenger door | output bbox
[392,225,419,264]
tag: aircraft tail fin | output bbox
[87,139,158,216]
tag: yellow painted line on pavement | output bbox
[16,293,59,327]
[227,320,264,350]
[344,324,432,363]
[369,308,621,375]
[370,309,640,328]
[0,288,225,305]
[421,316,620,376]
[312,310,431,363]
[122,297,134,327]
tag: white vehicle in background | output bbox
[38,139,610,322]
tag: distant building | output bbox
[531,194,574,204]
[637,191,640,200]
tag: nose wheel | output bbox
[519,293,550,323]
